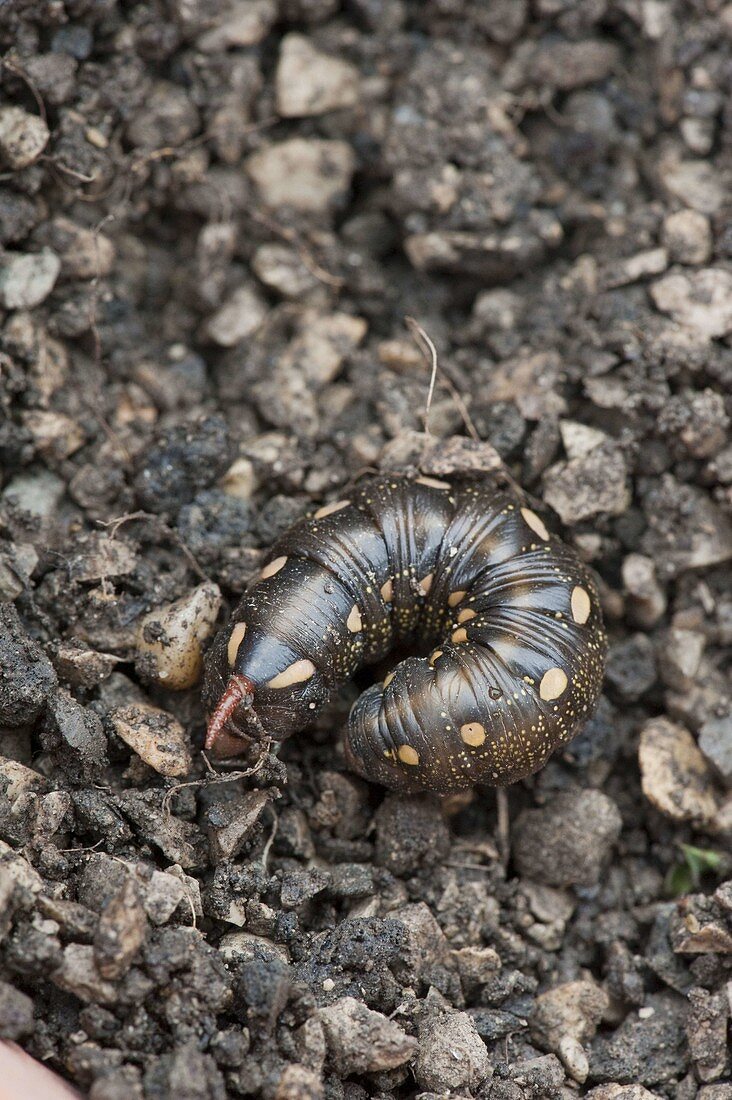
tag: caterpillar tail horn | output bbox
[205,674,255,755]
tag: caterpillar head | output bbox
[203,618,328,757]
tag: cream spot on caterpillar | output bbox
[418,572,434,595]
[415,476,451,490]
[313,499,351,520]
[571,585,591,625]
[539,667,568,701]
[227,622,247,666]
[460,722,486,746]
[520,507,549,541]
[448,590,467,607]
[347,605,362,632]
[398,744,420,765]
[261,555,287,579]
[266,659,316,689]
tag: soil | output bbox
[1,2,731,1098]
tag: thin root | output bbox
[405,316,481,443]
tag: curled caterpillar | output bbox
[203,475,607,794]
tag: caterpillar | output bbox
[203,475,607,794]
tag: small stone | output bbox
[274,1065,322,1100]
[521,880,576,930]
[374,794,450,875]
[0,189,39,244]
[43,689,109,782]
[420,435,505,479]
[698,715,732,786]
[558,1035,590,1084]
[165,865,202,921]
[115,790,203,869]
[415,1011,490,1093]
[470,1007,527,1043]
[452,946,501,997]
[662,210,712,265]
[671,894,732,954]
[589,992,688,1086]
[0,759,47,834]
[94,878,147,980]
[207,789,271,863]
[405,224,555,282]
[219,932,290,967]
[0,838,44,898]
[69,534,136,583]
[197,0,277,50]
[246,139,355,213]
[686,987,729,1082]
[681,116,715,155]
[22,410,86,461]
[135,415,233,517]
[51,641,118,690]
[277,311,367,388]
[651,269,732,339]
[508,1054,565,1094]
[22,53,78,107]
[276,34,360,117]
[0,106,49,169]
[605,634,657,701]
[204,285,268,347]
[2,468,65,518]
[391,902,454,986]
[140,869,187,925]
[639,717,718,824]
[0,542,38,601]
[604,941,644,1006]
[327,862,373,900]
[318,997,415,1076]
[472,287,523,331]
[136,582,221,691]
[531,979,609,1052]
[658,389,729,459]
[0,604,57,727]
[600,248,668,289]
[220,457,257,501]
[236,950,291,1034]
[661,159,725,215]
[585,1086,660,1100]
[0,980,34,1040]
[640,476,732,578]
[622,554,667,628]
[658,629,705,689]
[513,789,622,887]
[0,248,60,309]
[126,81,199,150]
[37,216,115,279]
[531,39,619,90]
[251,243,319,299]
[109,703,192,778]
[559,421,609,461]
[543,442,629,524]
[53,944,117,1005]
[280,868,330,910]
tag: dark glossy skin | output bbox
[204,475,607,794]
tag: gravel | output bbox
[0,248,60,309]
[414,1010,490,1093]
[1,2,732,1096]
[513,789,623,887]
